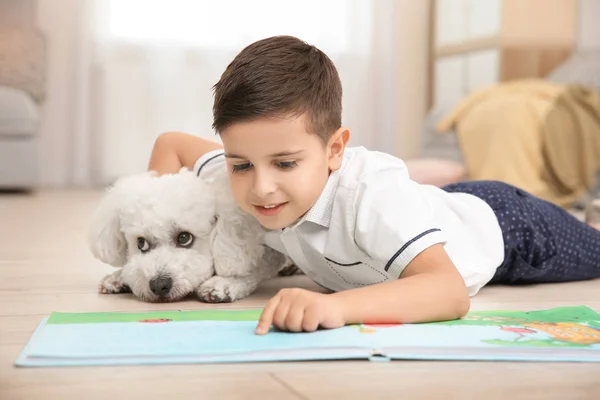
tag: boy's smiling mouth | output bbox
[254,202,287,216]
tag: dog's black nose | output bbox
[149,276,173,297]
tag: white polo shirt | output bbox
[194,146,505,296]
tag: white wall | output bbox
[577,0,600,50]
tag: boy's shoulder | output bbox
[193,149,226,182]
[338,146,410,188]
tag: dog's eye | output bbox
[176,232,194,247]
[137,237,150,252]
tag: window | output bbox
[103,0,354,52]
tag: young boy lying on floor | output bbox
[148,35,600,335]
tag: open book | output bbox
[15,306,600,367]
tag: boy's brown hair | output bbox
[212,35,342,142]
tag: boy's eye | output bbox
[277,161,297,170]
[232,163,252,173]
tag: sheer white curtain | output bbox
[38,0,428,187]
[81,0,401,184]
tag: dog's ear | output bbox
[88,181,128,267]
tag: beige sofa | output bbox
[0,86,39,189]
[0,0,45,190]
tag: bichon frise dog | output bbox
[89,168,294,303]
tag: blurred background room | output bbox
[1,0,600,214]
[3,2,600,396]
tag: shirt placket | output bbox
[280,228,313,276]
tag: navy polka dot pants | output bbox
[442,180,600,285]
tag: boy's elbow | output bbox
[453,292,471,319]
[441,275,471,320]
[450,281,471,319]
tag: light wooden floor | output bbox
[1,190,600,399]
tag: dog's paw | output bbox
[197,276,234,303]
[278,264,303,276]
[98,273,131,294]
[197,276,257,303]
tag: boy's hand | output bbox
[255,288,345,335]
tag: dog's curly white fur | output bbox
[89,168,293,303]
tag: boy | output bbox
[148,36,600,335]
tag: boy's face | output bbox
[220,115,349,230]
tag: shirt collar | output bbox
[289,161,343,229]
[305,170,340,227]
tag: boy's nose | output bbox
[252,172,277,197]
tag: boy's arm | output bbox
[332,243,470,324]
[255,245,469,334]
[345,171,472,323]
[148,132,223,175]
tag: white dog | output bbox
[89,168,295,303]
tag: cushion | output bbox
[405,158,467,187]
[0,85,39,135]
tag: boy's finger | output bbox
[272,297,292,331]
[285,305,305,332]
[302,306,320,332]
[255,296,281,335]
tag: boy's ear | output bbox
[327,126,350,171]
